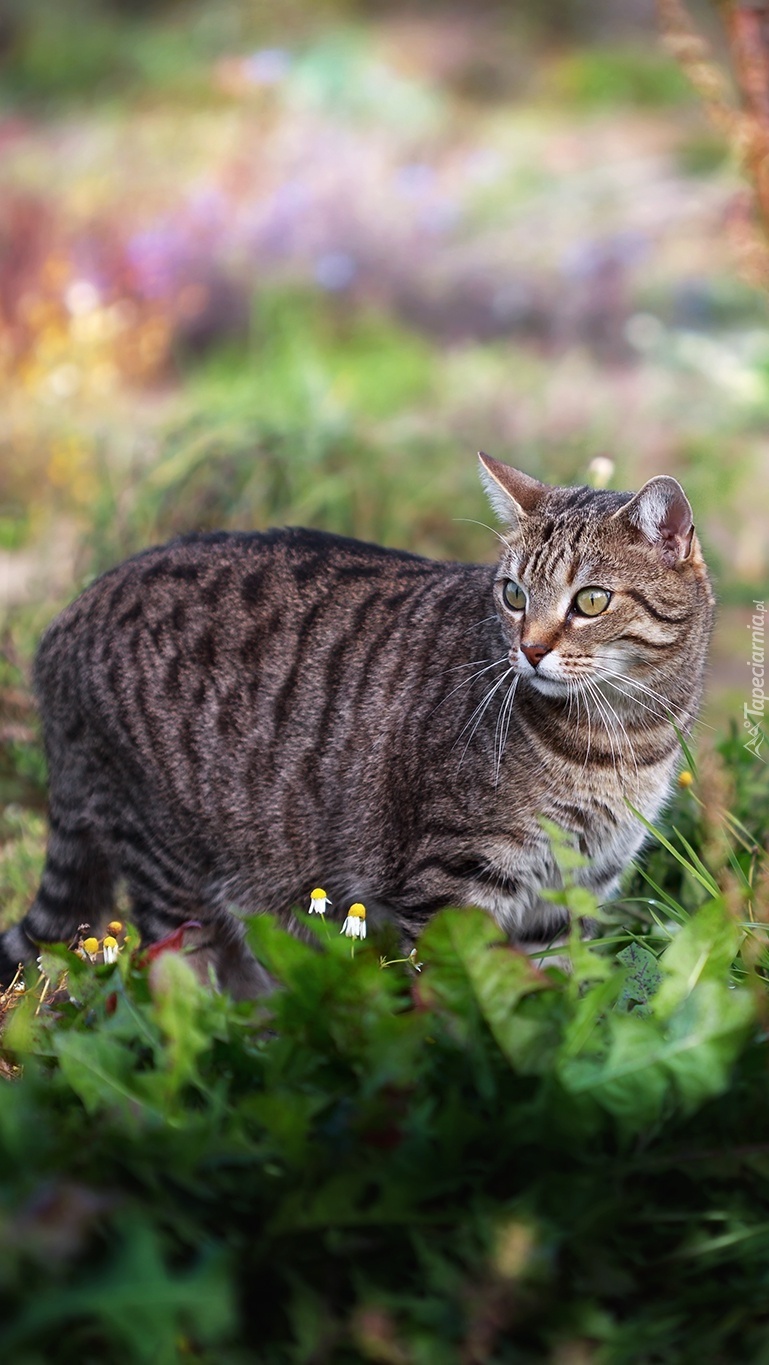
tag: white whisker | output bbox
[494,674,519,786]
[583,676,620,783]
[593,679,639,782]
[431,656,509,716]
[578,678,593,772]
[455,666,515,770]
[444,657,496,674]
[460,614,500,637]
[597,664,711,730]
[453,517,515,555]
[595,667,704,732]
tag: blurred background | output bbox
[0,0,766,794]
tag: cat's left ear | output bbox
[478,452,547,527]
[614,475,695,568]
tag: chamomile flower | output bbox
[81,936,99,961]
[340,903,367,940]
[102,936,119,965]
[309,887,332,915]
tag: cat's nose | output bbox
[521,641,550,669]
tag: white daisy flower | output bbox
[80,936,99,962]
[340,903,367,940]
[102,936,119,965]
[309,887,332,915]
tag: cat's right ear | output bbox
[477,452,546,527]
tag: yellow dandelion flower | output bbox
[678,770,693,788]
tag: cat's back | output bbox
[33,527,480,732]
[38,528,429,655]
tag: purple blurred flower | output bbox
[185,186,229,238]
[419,198,459,235]
[243,49,292,87]
[394,163,435,198]
[250,179,314,257]
[561,231,648,280]
[126,222,189,298]
[314,251,357,291]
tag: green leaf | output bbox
[559,1013,669,1130]
[149,951,210,1093]
[616,942,663,1014]
[559,973,755,1131]
[539,817,588,872]
[53,1031,159,1118]
[560,972,625,1058]
[660,979,755,1110]
[2,985,48,1056]
[36,941,91,990]
[0,1219,234,1359]
[673,826,723,895]
[419,908,550,1067]
[653,900,743,1020]
[245,912,321,986]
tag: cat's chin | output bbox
[522,675,570,698]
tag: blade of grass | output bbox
[628,803,720,898]
[672,827,722,897]
[635,868,690,921]
[671,720,698,775]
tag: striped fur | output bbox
[0,459,713,993]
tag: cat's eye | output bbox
[574,586,611,617]
[503,580,526,611]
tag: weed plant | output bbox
[0,744,767,1363]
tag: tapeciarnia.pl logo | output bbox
[744,599,766,760]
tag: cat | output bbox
[0,454,713,995]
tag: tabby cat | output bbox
[0,454,713,995]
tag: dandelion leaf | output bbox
[653,899,743,1020]
[419,907,549,1065]
[53,1031,149,1117]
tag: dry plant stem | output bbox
[658,0,769,283]
[657,0,736,134]
[724,3,769,224]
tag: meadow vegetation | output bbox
[1,2,769,1359]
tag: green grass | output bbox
[542,45,694,109]
[0,789,767,1362]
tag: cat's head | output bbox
[478,452,713,704]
